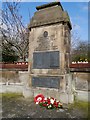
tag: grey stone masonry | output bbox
[28,2,73,103]
[28,2,72,29]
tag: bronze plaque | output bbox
[32,76,60,89]
[33,51,59,69]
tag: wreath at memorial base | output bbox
[34,94,63,109]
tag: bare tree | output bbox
[71,27,88,62]
[0,0,29,62]
[70,24,89,62]
[72,41,89,62]
[71,25,81,53]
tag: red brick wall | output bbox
[0,62,90,70]
[0,62,28,70]
[70,63,90,68]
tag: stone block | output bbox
[33,88,48,97]
[60,93,69,104]
[75,90,89,102]
[59,76,66,92]
[23,88,33,98]
[19,72,29,86]
[68,93,74,103]
[47,88,59,98]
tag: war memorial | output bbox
[28,1,73,104]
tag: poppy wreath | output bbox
[34,94,63,109]
[34,94,45,104]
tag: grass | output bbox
[0,92,33,102]
[68,100,89,118]
[0,93,23,99]
[72,101,88,109]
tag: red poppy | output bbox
[34,94,63,109]
[43,97,47,102]
[34,94,44,104]
[54,101,57,105]
[47,98,51,105]
[53,101,58,107]
[43,103,47,107]
[51,97,55,100]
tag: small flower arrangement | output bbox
[34,94,63,109]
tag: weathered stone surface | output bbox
[28,1,72,104]
[59,76,66,92]
[75,91,89,102]
[23,88,33,98]
[19,72,29,87]
[1,71,20,83]
[68,93,74,103]
[29,23,71,75]
[31,69,62,75]
[29,2,72,29]
[36,2,63,10]
[60,93,69,104]
[73,72,89,91]
[1,85,23,93]
[47,89,59,98]
[33,88,48,98]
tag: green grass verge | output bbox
[0,93,23,99]
[68,100,89,110]
[68,100,89,118]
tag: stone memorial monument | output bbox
[28,2,74,103]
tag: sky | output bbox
[18,1,88,42]
[1,1,88,41]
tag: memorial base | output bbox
[23,87,74,104]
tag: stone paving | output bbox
[1,94,89,119]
